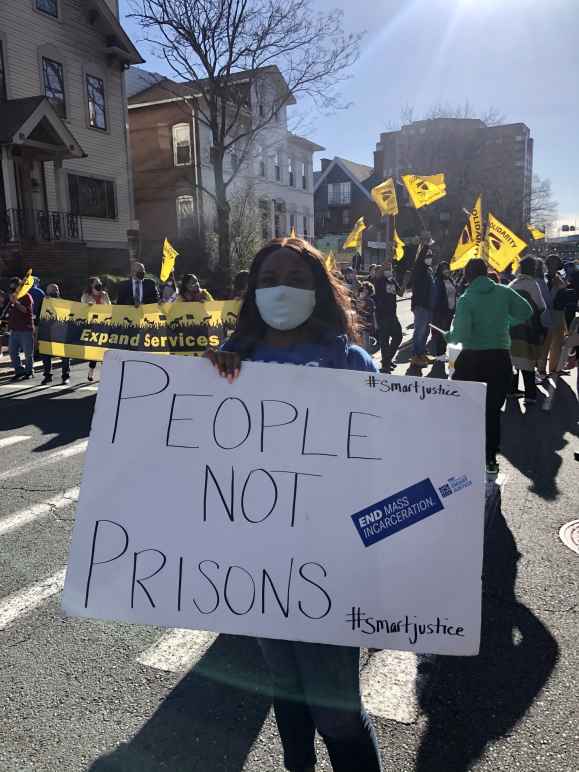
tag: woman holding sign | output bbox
[207,238,382,772]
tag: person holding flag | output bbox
[373,256,404,372]
[409,243,435,367]
[6,274,35,380]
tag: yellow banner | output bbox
[485,213,527,273]
[527,224,545,240]
[402,173,447,209]
[160,238,179,282]
[38,298,241,361]
[343,217,366,250]
[393,229,405,261]
[325,251,337,273]
[451,196,483,270]
[371,178,399,216]
[15,269,34,300]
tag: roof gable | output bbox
[314,157,374,200]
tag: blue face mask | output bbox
[255,285,316,331]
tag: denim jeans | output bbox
[9,330,34,375]
[259,638,382,772]
[412,306,432,356]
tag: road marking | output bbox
[0,568,66,630]
[362,650,418,724]
[78,385,99,391]
[0,487,79,536]
[137,628,217,672]
[0,435,31,449]
[0,441,87,483]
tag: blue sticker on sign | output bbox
[351,478,444,547]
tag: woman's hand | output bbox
[204,349,241,383]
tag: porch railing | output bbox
[0,209,83,244]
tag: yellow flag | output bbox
[450,195,483,271]
[485,213,527,273]
[527,224,545,240]
[160,238,179,282]
[324,251,337,273]
[15,269,34,300]
[371,178,398,216]
[393,229,405,261]
[289,225,297,239]
[343,217,366,250]
[402,173,447,209]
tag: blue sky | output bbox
[120,0,578,227]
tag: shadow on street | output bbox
[501,379,578,500]
[415,509,559,772]
[87,634,271,772]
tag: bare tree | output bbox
[129,0,362,283]
[385,102,505,131]
[526,175,558,231]
[228,182,264,272]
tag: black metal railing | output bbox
[0,209,83,244]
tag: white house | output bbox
[0,0,143,289]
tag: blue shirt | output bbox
[222,335,378,372]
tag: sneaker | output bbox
[21,372,33,380]
[10,371,25,382]
[486,460,500,475]
[87,369,94,382]
[62,376,70,385]
[410,355,430,367]
[41,374,53,385]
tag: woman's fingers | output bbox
[204,350,241,381]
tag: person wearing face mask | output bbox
[373,258,404,372]
[177,273,214,302]
[116,262,160,306]
[41,284,70,385]
[206,238,381,772]
[431,261,457,357]
[81,277,111,382]
[409,244,436,367]
[5,276,35,380]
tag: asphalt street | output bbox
[0,311,577,772]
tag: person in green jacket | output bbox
[443,258,532,474]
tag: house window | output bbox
[86,74,107,130]
[274,200,286,238]
[259,200,270,240]
[230,151,239,172]
[176,195,195,235]
[68,175,116,219]
[259,103,265,118]
[328,182,351,206]
[288,158,295,187]
[301,162,307,190]
[36,0,58,17]
[42,57,66,118]
[259,154,266,177]
[289,213,296,231]
[172,123,192,166]
[342,209,351,226]
[274,151,281,182]
[303,215,309,238]
[0,42,6,103]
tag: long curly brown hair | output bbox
[230,238,360,354]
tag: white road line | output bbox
[137,628,217,673]
[0,441,87,483]
[0,568,66,630]
[0,435,31,449]
[0,487,79,536]
[362,650,418,724]
[137,628,218,672]
[78,385,99,391]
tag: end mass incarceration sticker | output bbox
[351,479,444,547]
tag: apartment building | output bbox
[0,0,142,291]
[126,66,324,270]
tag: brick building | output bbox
[126,66,323,276]
[373,118,534,258]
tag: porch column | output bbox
[53,158,67,213]
[1,148,18,211]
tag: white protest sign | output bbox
[62,350,486,655]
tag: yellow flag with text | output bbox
[393,229,405,261]
[324,251,337,273]
[451,196,483,270]
[289,225,297,239]
[160,238,179,282]
[15,269,34,300]
[485,213,527,273]
[402,173,447,209]
[371,178,399,216]
[343,217,366,250]
[527,224,545,240]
